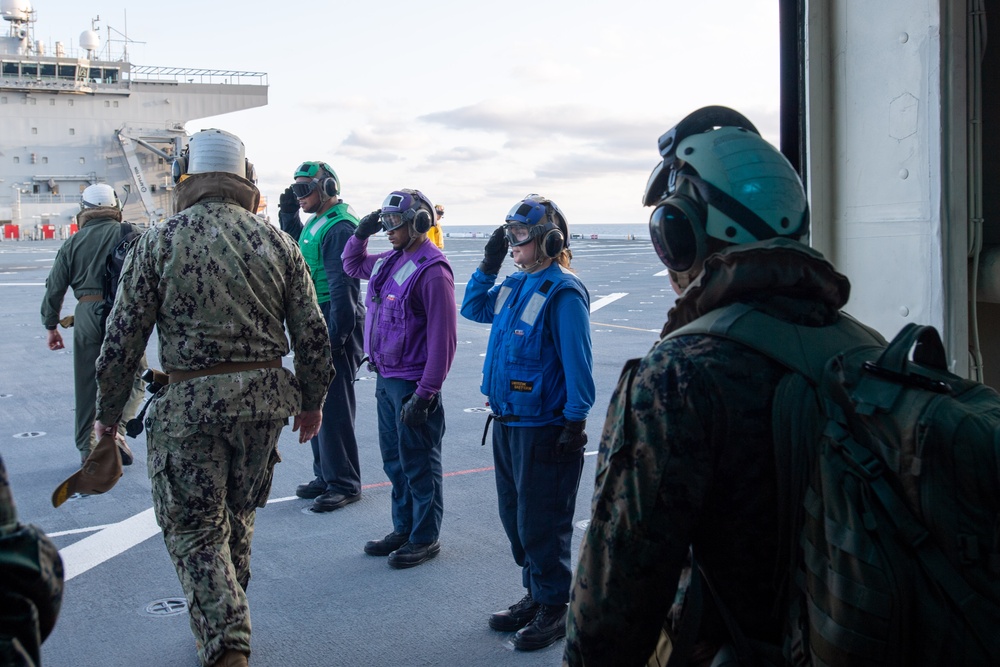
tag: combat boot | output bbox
[210,649,248,667]
[364,530,409,556]
[512,603,567,651]
[489,591,539,631]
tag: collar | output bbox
[174,172,261,213]
[77,207,122,228]
[661,238,851,337]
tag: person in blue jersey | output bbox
[460,194,594,652]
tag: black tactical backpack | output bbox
[668,302,1000,667]
[100,222,140,326]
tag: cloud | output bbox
[426,146,500,162]
[510,59,584,84]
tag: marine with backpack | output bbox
[565,105,1000,667]
[666,300,1000,666]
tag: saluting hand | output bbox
[355,210,383,239]
[479,225,509,275]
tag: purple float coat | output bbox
[342,235,457,400]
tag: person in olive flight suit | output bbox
[40,183,144,465]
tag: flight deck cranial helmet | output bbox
[380,189,435,234]
[171,128,257,184]
[291,161,340,201]
[642,106,808,288]
[504,194,569,261]
[80,183,121,210]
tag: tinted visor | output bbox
[290,180,318,199]
[649,202,698,272]
[505,199,546,226]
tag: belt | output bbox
[480,409,563,446]
[168,359,281,384]
[78,295,103,303]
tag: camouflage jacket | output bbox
[564,240,852,666]
[95,173,333,426]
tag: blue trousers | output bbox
[375,376,445,544]
[309,301,363,495]
[493,422,584,606]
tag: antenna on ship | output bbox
[80,16,100,60]
[104,10,143,63]
[1,0,36,55]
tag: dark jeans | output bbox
[375,375,445,544]
[493,422,584,606]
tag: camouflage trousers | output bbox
[147,417,283,667]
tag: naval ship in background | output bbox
[0,0,267,236]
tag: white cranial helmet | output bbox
[80,183,120,209]
[187,128,246,177]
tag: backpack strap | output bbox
[666,302,886,384]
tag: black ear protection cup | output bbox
[411,207,433,234]
[318,162,339,198]
[322,178,338,198]
[171,155,186,184]
[648,186,708,273]
[244,159,257,184]
[539,203,567,258]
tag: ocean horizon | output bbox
[442,222,650,240]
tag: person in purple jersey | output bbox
[343,188,457,569]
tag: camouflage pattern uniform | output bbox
[40,209,145,460]
[0,455,64,667]
[564,241,852,666]
[95,172,333,667]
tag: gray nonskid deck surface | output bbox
[0,235,674,667]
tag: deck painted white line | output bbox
[590,292,627,313]
[49,524,113,538]
[0,282,45,286]
[60,507,160,581]
[654,268,670,277]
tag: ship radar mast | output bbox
[1,0,35,55]
[79,15,99,60]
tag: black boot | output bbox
[512,603,567,651]
[364,531,409,556]
[488,592,539,632]
[295,478,326,499]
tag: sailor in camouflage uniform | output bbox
[565,108,829,666]
[94,129,334,667]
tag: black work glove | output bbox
[278,187,302,239]
[279,187,300,216]
[400,393,436,427]
[557,420,587,454]
[355,209,383,239]
[479,225,509,275]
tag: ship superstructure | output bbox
[0,0,267,231]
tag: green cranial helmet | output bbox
[674,127,807,245]
[292,161,340,199]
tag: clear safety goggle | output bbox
[381,212,407,232]
[503,223,536,247]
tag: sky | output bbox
[25,0,780,227]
